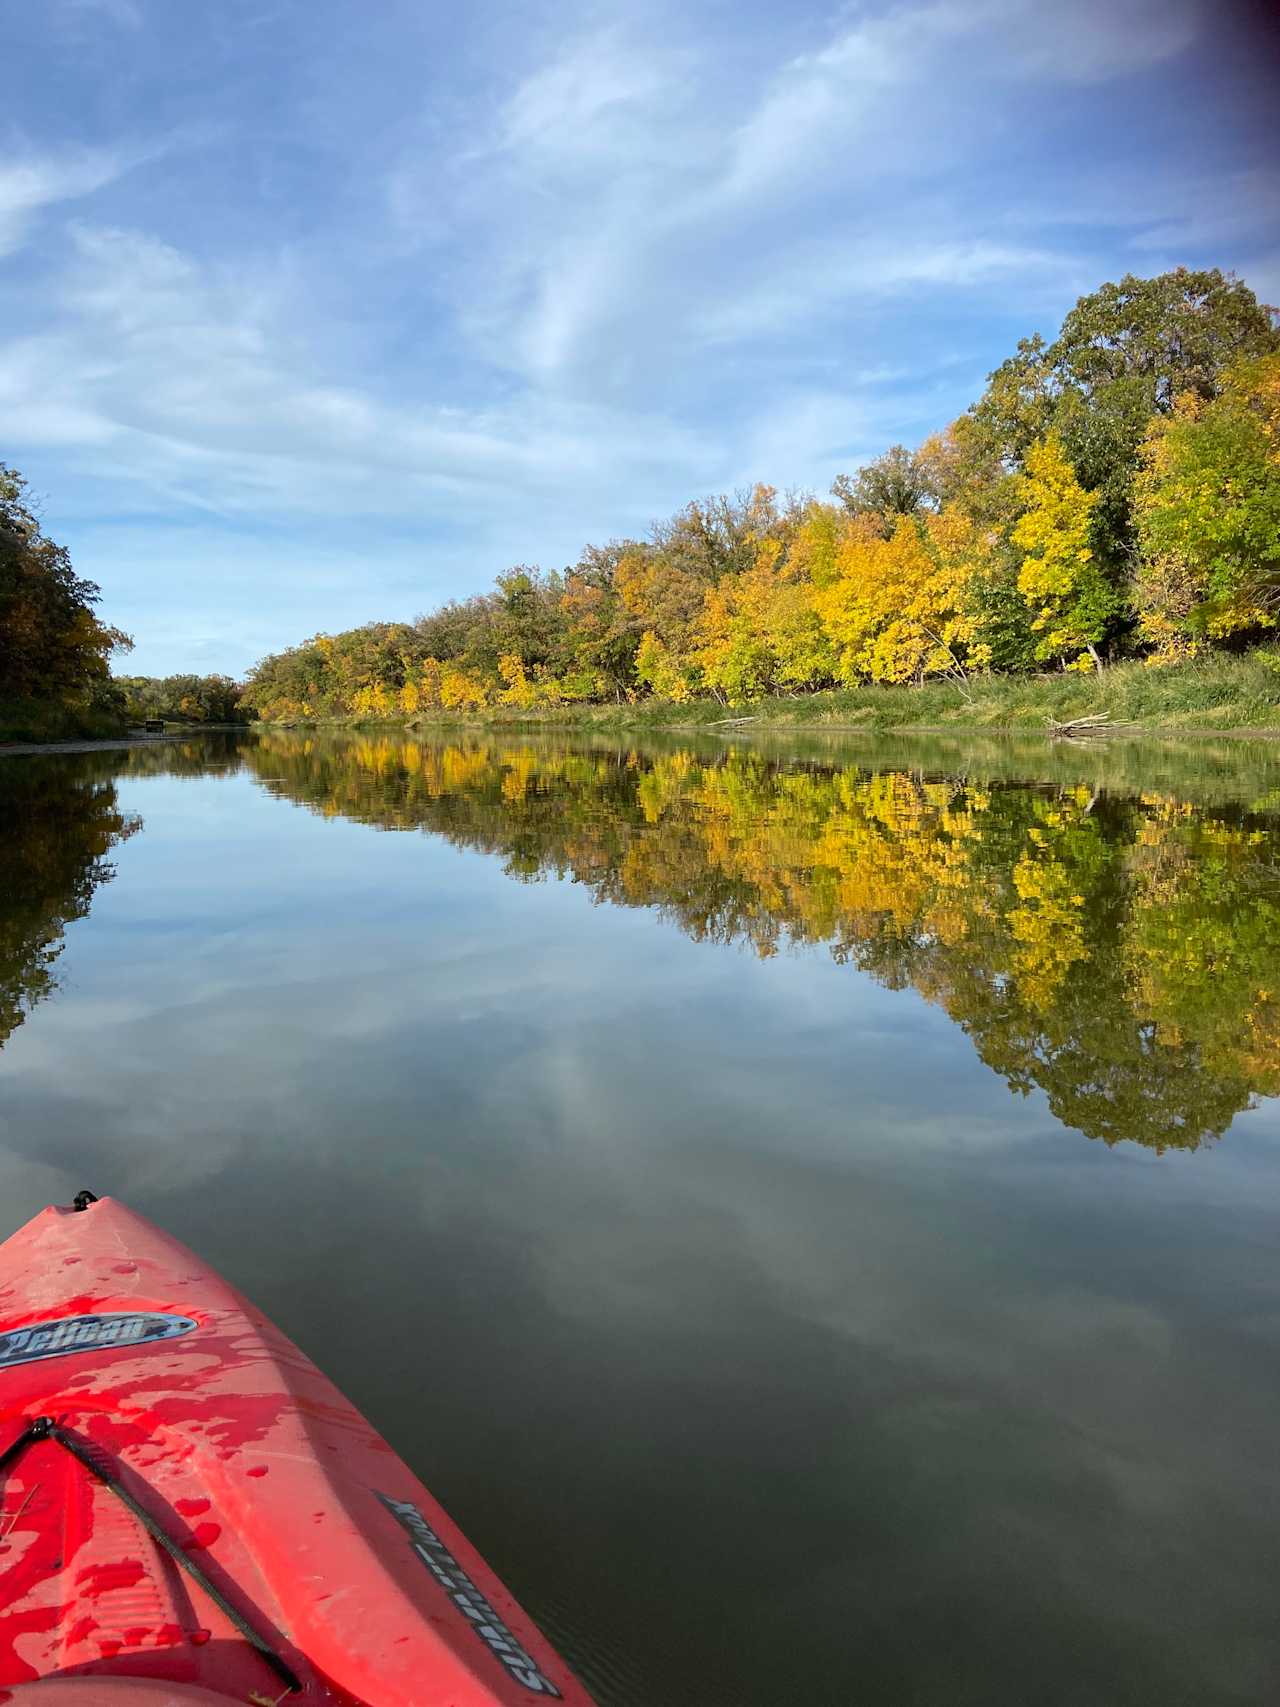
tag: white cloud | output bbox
[497,29,681,167]
[1,224,708,503]
[723,5,962,201]
[695,238,1070,344]
[417,0,1197,401]
[0,150,127,257]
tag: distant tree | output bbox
[117,674,247,723]
[831,445,937,534]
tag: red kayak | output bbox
[0,1194,595,1705]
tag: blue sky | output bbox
[4,0,1277,676]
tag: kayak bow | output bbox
[0,1194,595,1705]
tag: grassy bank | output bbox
[263,649,1280,736]
[0,699,129,746]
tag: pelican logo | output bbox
[0,1312,197,1369]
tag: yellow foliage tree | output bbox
[696,529,837,698]
[634,630,698,701]
[350,681,393,717]
[1012,435,1113,668]
[439,665,490,709]
[498,652,539,708]
[418,658,443,708]
[812,509,990,685]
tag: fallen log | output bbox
[1046,712,1135,739]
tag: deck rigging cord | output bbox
[0,1414,302,1694]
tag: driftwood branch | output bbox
[1046,712,1135,740]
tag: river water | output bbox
[2,729,1279,1705]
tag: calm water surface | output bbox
[2,730,1279,1706]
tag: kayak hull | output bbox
[0,1197,592,1704]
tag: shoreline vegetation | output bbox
[9,647,1280,746]
[5,268,1280,749]
[248,649,1280,737]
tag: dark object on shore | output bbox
[144,718,165,733]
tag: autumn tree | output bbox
[973,269,1279,467]
[971,268,1279,624]
[813,509,991,685]
[1012,436,1115,668]
[1134,353,1280,645]
[1,464,131,734]
[649,485,789,584]
[559,541,641,700]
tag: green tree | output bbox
[1134,353,1280,642]
[831,445,937,534]
[118,674,248,723]
[1052,269,1279,406]
[971,269,1280,641]
[1,465,131,735]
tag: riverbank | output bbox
[259,649,1280,736]
[0,734,195,758]
[0,702,128,747]
[9,651,1280,750]
[0,722,252,757]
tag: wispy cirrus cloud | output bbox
[412,0,1213,407]
[0,150,130,257]
[3,222,715,512]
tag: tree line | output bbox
[242,267,1280,720]
[116,674,249,725]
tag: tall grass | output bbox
[0,699,129,745]
[383,649,1280,734]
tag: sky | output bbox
[3,0,1278,677]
